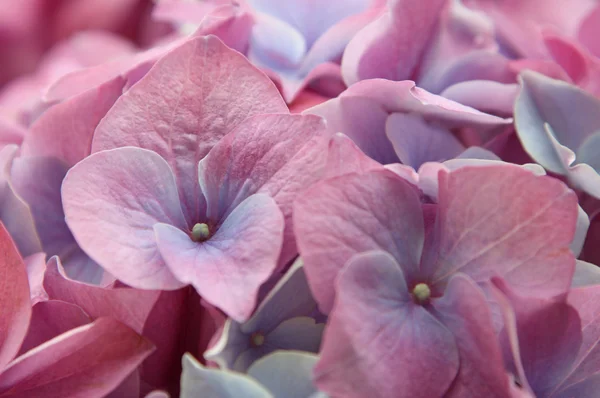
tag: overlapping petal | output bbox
[62,147,188,290]
[92,35,287,223]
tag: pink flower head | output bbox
[294,164,578,396]
[62,35,331,322]
[0,223,154,397]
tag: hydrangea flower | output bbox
[61,35,331,321]
[205,258,324,372]
[294,164,578,396]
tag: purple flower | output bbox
[293,164,578,396]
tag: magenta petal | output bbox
[155,193,284,322]
[315,251,459,398]
[24,253,47,304]
[324,133,384,178]
[429,165,578,297]
[93,35,287,223]
[18,300,90,356]
[62,147,188,290]
[106,370,140,398]
[0,224,31,372]
[342,0,448,84]
[0,117,25,148]
[21,77,125,167]
[434,275,511,397]
[556,285,600,395]
[198,113,329,265]
[579,4,600,57]
[493,278,582,396]
[43,257,161,334]
[0,318,154,398]
[294,169,424,313]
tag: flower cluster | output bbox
[1,0,600,397]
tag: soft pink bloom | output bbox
[62,35,331,321]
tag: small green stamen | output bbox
[250,332,265,347]
[412,283,431,304]
[191,223,211,242]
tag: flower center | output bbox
[191,223,211,242]
[412,283,431,304]
[250,331,265,347]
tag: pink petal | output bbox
[0,223,31,372]
[198,113,329,265]
[288,90,331,114]
[0,146,42,257]
[544,34,600,98]
[463,0,596,57]
[0,117,25,149]
[578,4,600,58]
[294,169,424,313]
[386,113,464,169]
[428,165,578,297]
[43,257,161,334]
[106,370,140,398]
[342,0,449,85]
[441,81,519,117]
[21,77,124,166]
[299,1,384,74]
[434,275,512,397]
[138,288,196,393]
[62,147,187,290]
[11,156,106,283]
[0,318,154,398]
[154,193,284,322]
[557,284,600,394]
[18,300,90,356]
[24,253,47,304]
[92,35,287,223]
[416,1,501,93]
[324,133,384,178]
[493,278,582,396]
[152,0,223,25]
[43,36,183,103]
[192,4,254,54]
[315,251,459,398]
